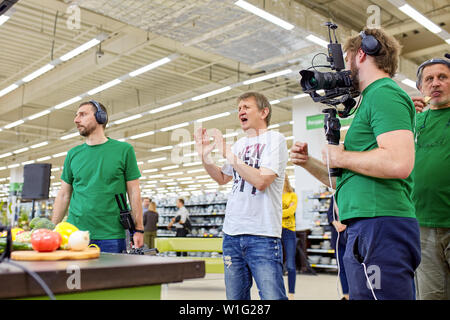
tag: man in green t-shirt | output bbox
[291,28,420,299]
[411,57,450,300]
[51,100,144,253]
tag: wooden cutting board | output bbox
[11,247,100,261]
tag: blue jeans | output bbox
[90,239,126,253]
[222,234,287,300]
[281,228,297,294]
[343,217,421,300]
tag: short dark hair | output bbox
[177,198,185,205]
[237,92,272,126]
[78,101,108,128]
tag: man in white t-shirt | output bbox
[194,92,288,300]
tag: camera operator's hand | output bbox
[412,96,427,113]
[322,144,345,168]
[290,142,309,167]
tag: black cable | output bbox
[3,259,56,300]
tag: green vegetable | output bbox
[0,238,33,251]
[15,231,32,243]
[30,217,55,231]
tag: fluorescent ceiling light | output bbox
[113,114,142,125]
[87,78,122,95]
[52,152,67,158]
[130,131,155,140]
[0,15,10,26]
[54,96,82,109]
[0,84,19,97]
[59,38,101,61]
[30,141,49,149]
[0,152,12,159]
[268,123,280,129]
[178,141,195,147]
[4,120,24,129]
[149,174,164,179]
[13,147,29,154]
[129,57,172,77]
[196,112,231,123]
[187,168,205,174]
[401,78,417,89]
[22,64,55,82]
[183,161,202,167]
[167,171,183,176]
[149,102,183,114]
[243,69,292,85]
[151,146,173,152]
[446,39,450,44]
[60,132,80,140]
[22,160,35,166]
[160,122,189,132]
[147,157,167,163]
[286,136,294,140]
[235,0,294,30]
[162,165,179,171]
[293,93,309,99]
[28,110,51,120]
[7,164,20,169]
[398,4,442,34]
[37,156,51,162]
[143,168,158,173]
[191,86,232,101]
[306,34,329,48]
[270,99,280,105]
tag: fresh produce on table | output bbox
[30,229,62,252]
[68,230,90,251]
[0,237,33,251]
[11,227,24,241]
[15,230,32,243]
[29,217,55,231]
[54,222,78,249]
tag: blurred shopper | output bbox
[281,174,298,300]
[143,199,159,249]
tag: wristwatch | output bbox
[134,229,144,233]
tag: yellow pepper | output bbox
[11,227,24,241]
[54,222,78,249]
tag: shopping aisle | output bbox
[162,273,341,300]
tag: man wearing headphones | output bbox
[291,28,420,299]
[412,57,450,300]
[52,101,144,253]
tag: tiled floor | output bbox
[162,272,342,300]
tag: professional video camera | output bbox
[299,22,360,177]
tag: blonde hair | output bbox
[283,174,294,193]
[149,201,156,212]
[343,28,402,78]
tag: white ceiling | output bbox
[0,0,449,198]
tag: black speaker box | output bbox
[22,163,52,200]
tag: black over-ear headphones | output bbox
[89,100,108,124]
[359,31,381,56]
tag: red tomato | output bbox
[31,229,62,252]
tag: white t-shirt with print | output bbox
[221,130,288,238]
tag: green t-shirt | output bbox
[413,108,450,228]
[336,78,416,222]
[61,138,141,239]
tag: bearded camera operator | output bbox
[291,28,420,300]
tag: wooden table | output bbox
[0,252,205,300]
